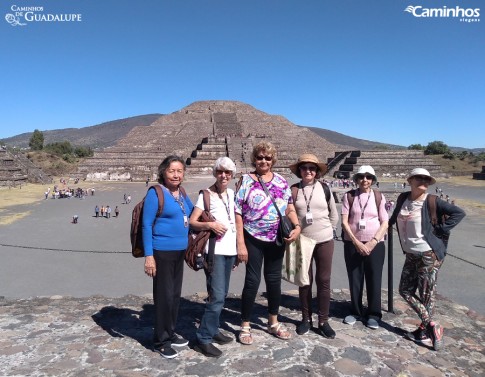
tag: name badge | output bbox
[359,219,366,230]
[183,215,188,228]
[306,212,313,225]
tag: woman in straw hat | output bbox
[389,168,465,351]
[289,154,339,338]
[341,165,389,330]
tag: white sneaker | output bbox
[344,315,357,325]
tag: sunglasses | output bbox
[413,175,431,182]
[216,170,232,175]
[255,155,272,161]
[356,174,374,180]
[299,165,317,172]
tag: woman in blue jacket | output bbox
[389,168,465,351]
[142,155,194,359]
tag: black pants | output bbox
[153,250,184,348]
[241,231,285,322]
[343,241,385,320]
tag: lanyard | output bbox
[357,189,372,220]
[216,187,232,222]
[300,181,316,213]
[167,187,187,218]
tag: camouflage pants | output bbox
[399,251,444,326]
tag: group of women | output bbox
[142,142,465,359]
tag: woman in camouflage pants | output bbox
[389,168,465,351]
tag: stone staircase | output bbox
[0,148,52,186]
[186,136,228,175]
[473,166,485,180]
[330,150,442,179]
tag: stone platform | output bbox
[1,289,484,377]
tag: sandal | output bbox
[268,322,292,340]
[238,326,253,345]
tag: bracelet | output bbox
[372,237,379,242]
[293,224,301,228]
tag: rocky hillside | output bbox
[2,114,162,149]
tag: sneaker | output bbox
[171,334,189,348]
[296,320,312,335]
[154,346,178,359]
[405,324,432,346]
[427,322,444,351]
[366,318,379,330]
[318,322,336,339]
[194,342,222,358]
[343,315,357,325]
[212,332,233,345]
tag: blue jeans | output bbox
[196,254,236,344]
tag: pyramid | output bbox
[77,101,347,180]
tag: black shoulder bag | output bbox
[257,175,294,246]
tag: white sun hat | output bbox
[352,165,377,184]
[407,168,436,185]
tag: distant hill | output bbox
[2,114,395,151]
[2,113,482,153]
[302,126,405,150]
[2,114,163,149]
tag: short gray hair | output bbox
[212,157,236,177]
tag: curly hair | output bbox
[157,155,186,185]
[250,141,278,166]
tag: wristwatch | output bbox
[293,224,301,228]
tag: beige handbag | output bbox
[281,233,316,287]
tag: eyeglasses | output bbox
[413,175,431,182]
[299,165,317,172]
[216,170,232,175]
[356,174,374,180]
[255,155,272,161]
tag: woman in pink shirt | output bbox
[341,165,389,329]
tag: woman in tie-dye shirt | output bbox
[235,141,301,345]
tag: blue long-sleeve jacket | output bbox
[141,186,194,256]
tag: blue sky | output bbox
[1,0,483,148]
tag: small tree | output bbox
[45,141,73,155]
[29,129,44,150]
[408,144,424,150]
[74,146,93,158]
[424,141,450,155]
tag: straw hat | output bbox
[352,165,377,184]
[289,154,327,176]
[407,168,436,185]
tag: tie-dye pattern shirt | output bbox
[235,173,292,242]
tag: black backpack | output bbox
[341,189,383,240]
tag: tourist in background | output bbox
[341,165,388,329]
[389,168,465,351]
[142,155,194,359]
[235,141,300,345]
[289,154,339,338]
[189,157,237,358]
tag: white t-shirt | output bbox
[396,194,431,254]
[195,188,237,256]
